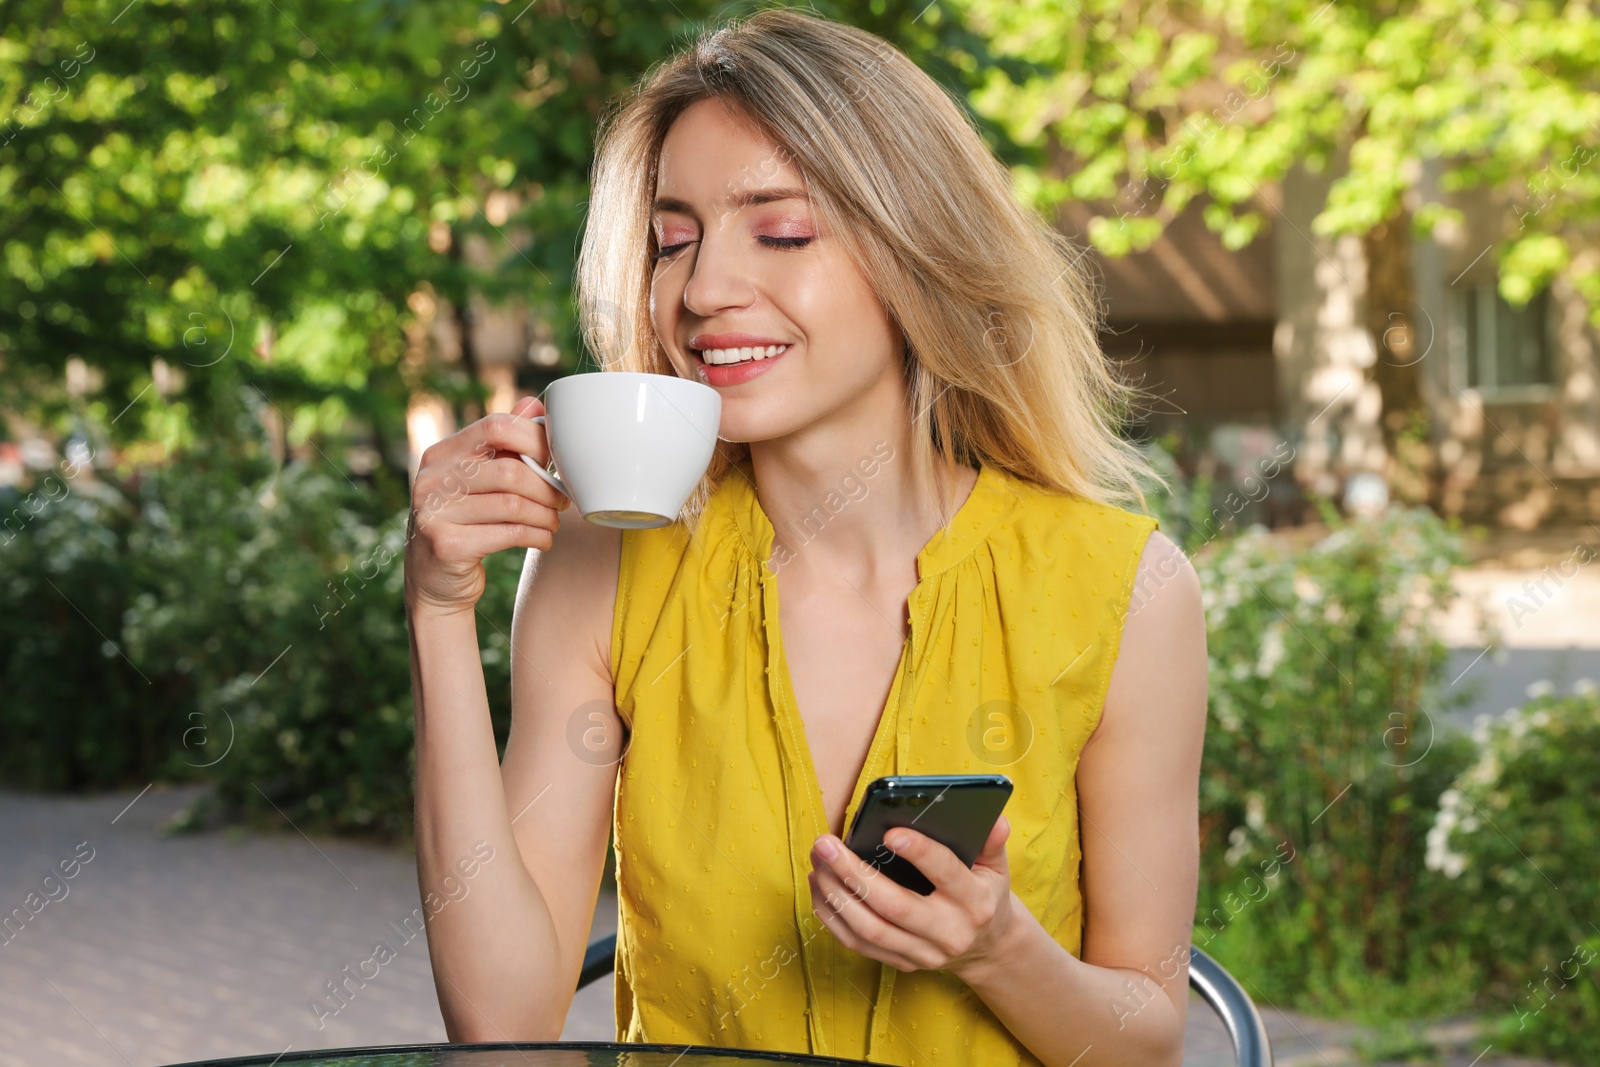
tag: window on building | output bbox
[1455,279,1555,395]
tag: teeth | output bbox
[699,344,788,365]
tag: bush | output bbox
[1136,433,1218,553]
[1428,685,1600,1060]
[0,456,179,789]
[0,429,523,843]
[1193,504,1484,1015]
[124,457,523,843]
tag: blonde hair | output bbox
[576,7,1161,529]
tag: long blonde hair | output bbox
[576,7,1160,528]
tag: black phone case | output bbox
[842,775,1013,895]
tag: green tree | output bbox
[1,0,1022,480]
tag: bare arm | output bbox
[967,528,1206,1065]
[405,397,623,1042]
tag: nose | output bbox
[680,227,756,318]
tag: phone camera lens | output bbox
[885,796,904,808]
[910,795,928,807]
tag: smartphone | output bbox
[842,774,1013,896]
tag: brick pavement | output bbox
[0,783,1554,1067]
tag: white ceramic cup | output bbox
[518,371,722,529]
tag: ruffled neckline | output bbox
[720,456,1019,580]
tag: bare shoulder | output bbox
[1125,528,1203,632]
[1094,528,1207,742]
[512,509,623,684]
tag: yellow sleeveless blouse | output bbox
[608,456,1158,1065]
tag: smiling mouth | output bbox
[693,343,791,366]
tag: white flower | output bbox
[1255,626,1286,677]
[1573,678,1596,696]
[1213,693,1241,733]
[1526,679,1554,700]
[1471,714,1493,745]
[1225,826,1250,867]
[1293,573,1324,604]
[1426,790,1470,878]
[1245,793,1266,832]
[1425,817,1467,878]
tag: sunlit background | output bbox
[3,1,1599,1064]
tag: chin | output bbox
[715,409,806,446]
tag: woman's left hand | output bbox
[807,816,1021,980]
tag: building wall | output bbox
[1062,197,1280,430]
[1415,165,1600,526]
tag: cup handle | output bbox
[519,415,570,499]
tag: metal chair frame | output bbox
[578,936,1272,1066]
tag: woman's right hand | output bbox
[404,395,571,618]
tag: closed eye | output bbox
[653,241,696,261]
[654,235,811,261]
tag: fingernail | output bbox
[815,836,838,861]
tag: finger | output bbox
[810,842,936,942]
[974,815,1012,873]
[810,899,923,972]
[809,869,929,972]
[880,826,989,905]
[469,521,557,555]
[466,410,554,470]
[419,454,570,514]
[442,492,563,531]
[492,395,545,460]
[812,837,906,909]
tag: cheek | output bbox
[777,253,897,364]
[650,271,684,345]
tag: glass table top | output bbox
[161,1042,886,1067]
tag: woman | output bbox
[403,10,1206,1067]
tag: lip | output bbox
[691,342,792,387]
[688,332,794,351]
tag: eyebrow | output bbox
[651,186,810,214]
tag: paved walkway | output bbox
[0,783,616,1066]
[0,783,1562,1067]
[1436,563,1600,727]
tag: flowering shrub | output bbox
[1427,684,1600,1059]
[1193,504,1483,1010]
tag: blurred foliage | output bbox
[1191,504,1489,1016]
[0,0,1029,467]
[0,460,175,788]
[1136,434,1215,553]
[960,0,1600,319]
[0,393,520,842]
[1429,686,1600,1060]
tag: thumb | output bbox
[976,815,1011,872]
[510,395,539,417]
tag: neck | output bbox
[747,421,978,589]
